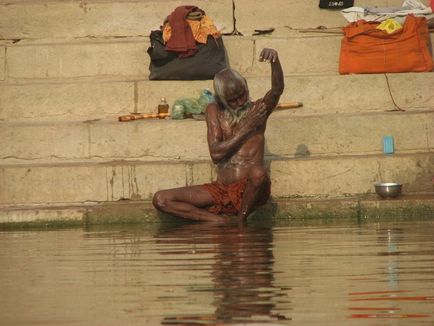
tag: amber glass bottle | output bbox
[158,97,169,118]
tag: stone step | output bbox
[3,32,433,82]
[1,73,434,122]
[0,153,432,205]
[1,110,433,163]
[2,35,328,81]
[2,194,434,225]
[0,0,233,40]
[1,0,407,40]
[234,0,418,36]
[0,203,89,225]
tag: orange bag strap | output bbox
[343,20,376,38]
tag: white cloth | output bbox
[341,0,433,23]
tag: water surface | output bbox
[1,218,433,325]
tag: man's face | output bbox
[225,84,250,111]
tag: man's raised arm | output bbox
[260,48,284,112]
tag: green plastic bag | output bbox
[171,89,215,120]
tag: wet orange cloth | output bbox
[163,15,221,45]
[202,179,247,214]
[202,179,271,215]
[339,15,433,74]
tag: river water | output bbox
[1,218,433,325]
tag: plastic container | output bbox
[383,135,394,154]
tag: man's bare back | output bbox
[153,48,284,223]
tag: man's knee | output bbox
[152,191,169,211]
[248,166,268,186]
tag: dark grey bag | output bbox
[319,0,354,9]
[147,30,228,80]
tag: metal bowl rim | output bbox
[375,182,402,187]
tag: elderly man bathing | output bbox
[153,48,284,223]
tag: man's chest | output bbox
[218,116,238,140]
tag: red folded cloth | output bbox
[165,6,204,57]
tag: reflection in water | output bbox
[155,222,289,324]
[387,228,399,292]
[0,219,434,325]
[347,224,434,322]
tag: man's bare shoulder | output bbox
[206,102,220,111]
[205,102,221,120]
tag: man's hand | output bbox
[239,101,267,132]
[259,48,278,63]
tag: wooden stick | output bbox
[298,29,344,34]
[276,101,303,110]
[118,113,170,121]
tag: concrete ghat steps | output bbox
[2,73,434,121]
[1,110,434,163]
[1,0,433,223]
[0,153,433,205]
[2,34,434,82]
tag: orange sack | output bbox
[339,15,433,74]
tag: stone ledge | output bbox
[3,35,434,80]
[1,72,434,122]
[1,110,433,163]
[1,194,433,228]
[0,152,433,204]
[235,0,398,34]
[0,0,233,40]
[2,35,344,78]
[271,194,434,220]
[2,0,430,40]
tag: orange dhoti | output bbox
[202,179,271,215]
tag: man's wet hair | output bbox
[213,68,248,109]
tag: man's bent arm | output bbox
[206,103,254,164]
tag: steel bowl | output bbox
[375,182,402,198]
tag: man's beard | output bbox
[224,100,253,126]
